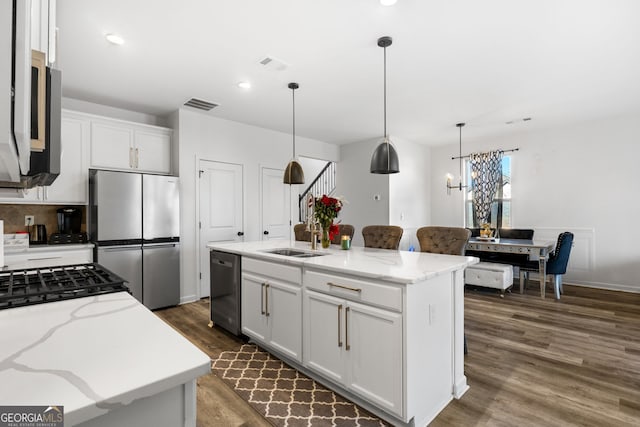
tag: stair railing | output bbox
[298,161,336,222]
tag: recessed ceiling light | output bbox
[237,81,251,89]
[380,0,398,6]
[105,33,125,45]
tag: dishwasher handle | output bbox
[211,257,233,268]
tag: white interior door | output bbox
[261,167,291,240]
[199,160,244,298]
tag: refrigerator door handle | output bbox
[143,243,178,249]
[99,245,142,251]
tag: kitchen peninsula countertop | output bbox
[208,239,477,426]
[0,292,210,426]
[207,239,478,284]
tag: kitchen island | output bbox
[207,239,478,427]
[0,292,210,426]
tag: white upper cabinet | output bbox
[134,129,171,173]
[90,118,172,174]
[0,110,89,204]
[90,121,135,170]
[0,111,172,203]
[45,112,90,203]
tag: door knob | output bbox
[237,231,244,236]
[263,231,269,235]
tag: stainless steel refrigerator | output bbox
[89,169,180,310]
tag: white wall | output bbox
[430,114,640,292]
[336,139,389,247]
[389,137,431,250]
[336,137,430,249]
[62,97,169,127]
[298,156,330,185]
[177,108,339,302]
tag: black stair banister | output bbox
[298,161,336,222]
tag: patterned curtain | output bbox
[470,150,503,225]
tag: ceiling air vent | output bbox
[183,98,219,111]
[259,56,289,71]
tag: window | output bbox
[464,155,511,228]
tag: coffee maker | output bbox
[49,207,87,244]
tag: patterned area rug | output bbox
[211,344,391,427]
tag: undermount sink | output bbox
[262,248,327,258]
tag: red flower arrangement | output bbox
[314,195,342,241]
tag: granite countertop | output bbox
[0,292,210,425]
[207,239,478,284]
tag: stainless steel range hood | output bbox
[0,67,61,189]
[0,0,60,190]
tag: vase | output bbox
[321,226,331,249]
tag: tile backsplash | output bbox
[0,204,86,236]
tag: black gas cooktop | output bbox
[0,263,129,310]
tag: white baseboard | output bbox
[565,280,640,294]
[180,294,199,305]
[522,277,639,294]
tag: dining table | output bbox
[466,237,556,298]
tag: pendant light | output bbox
[446,122,469,194]
[283,82,305,184]
[370,36,400,174]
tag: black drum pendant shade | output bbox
[283,82,305,184]
[370,36,400,174]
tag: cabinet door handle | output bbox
[129,147,134,168]
[337,304,343,347]
[345,306,351,351]
[327,282,362,293]
[265,284,270,317]
[260,283,265,315]
[135,148,139,168]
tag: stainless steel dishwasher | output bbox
[210,250,241,336]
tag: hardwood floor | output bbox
[156,284,640,427]
[155,300,271,427]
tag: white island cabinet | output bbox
[207,240,478,427]
[304,270,403,416]
[242,257,302,362]
[0,292,210,427]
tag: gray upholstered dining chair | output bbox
[295,223,355,245]
[362,225,403,250]
[416,226,471,255]
[331,224,355,245]
[293,223,311,242]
